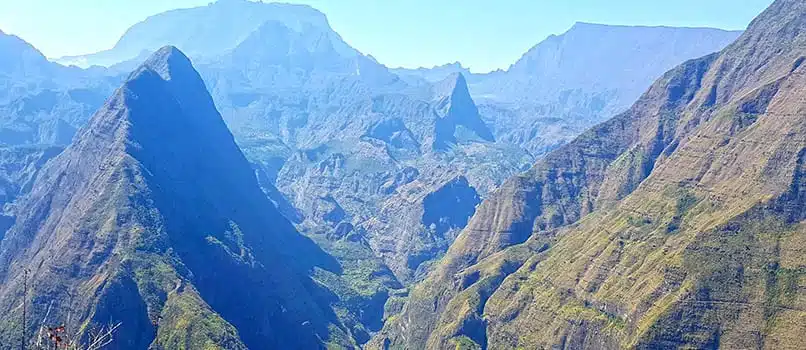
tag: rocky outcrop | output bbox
[373,0,806,348]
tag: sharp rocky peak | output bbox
[121,45,220,125]
[137,45,195,81]
[431,72,494,150]
[433,72,470,101]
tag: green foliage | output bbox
[154,289,247,350]
[450,335,481,350]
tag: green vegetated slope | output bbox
[371,0,806,348]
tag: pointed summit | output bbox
[433,72,469,99]
[0,46,348,349]
[138,45,193,80]
[432,72,494,150]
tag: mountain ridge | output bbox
[372,0,806,348]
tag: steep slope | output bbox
[373,0,806,348]
[0,46,364,349]
[56,0,340,67]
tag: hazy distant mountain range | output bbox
[0,0,791,348]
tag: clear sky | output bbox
[0,0,775,73]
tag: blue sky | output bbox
[0,0,774,72]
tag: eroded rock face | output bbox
[373,1,806,349]
[361,176,481,284]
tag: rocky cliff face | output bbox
[0,47,379,349]
[373,0,806,348]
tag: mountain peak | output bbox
[137,45,194,81]
[0,38,346,348]
[433,72,469,100]
[123,45,218,124]
[432,72,494,150]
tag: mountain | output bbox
[396,24,742,157]
[0,46,393,349]
[391,62,473,83]
[203,18,400,105]
[474,23,742,108]
[264,69,523,283]
[431,73,495,151]
[0,5,778,348]
[0,29,117,144]
[56,0,341,68]
[0,29,54,80]
[0,30,118,214]
[372,0,806,348]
